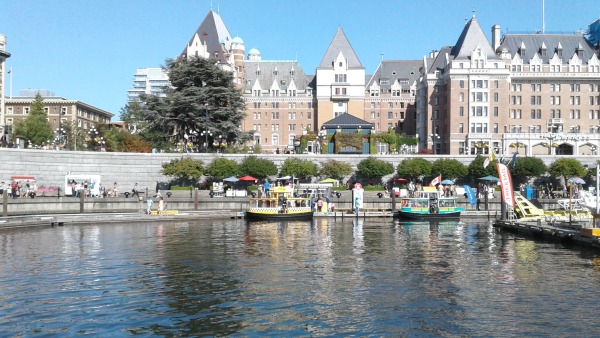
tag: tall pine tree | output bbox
[140,57,249,151]
[13,93,54,147]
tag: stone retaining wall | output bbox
[0,148,595,196]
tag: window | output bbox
[388,112,393,119]
[570,83,581,92]
[459,123,464,133]
[494,107,498,117]
[459,80,464,88]
[459,107,464,116]
[530,96,541,105]
[307,112,311,119]
[459,93,464,102]
[493,123,498,133]
[335,74,347,82]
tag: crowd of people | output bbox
[0,180,38,199]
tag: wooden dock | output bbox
[494,218,600,249]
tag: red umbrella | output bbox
[238,175,258,182]
[394,178,409,183]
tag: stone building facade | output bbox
[418,16,600,156]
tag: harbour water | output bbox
[1,218,600,336]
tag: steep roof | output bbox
[366,60,422,90]
[181,10,232,63]
[322,113,373,129]
[499,33,596,63]
[318,27,363,69]
[243,60,311,93]
[451,17,499,60]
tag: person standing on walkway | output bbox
[112,182,118,198]
[158,196,165,215]
[146,196,153,214]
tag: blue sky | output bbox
[2,0,598,119]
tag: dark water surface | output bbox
[1,218,600,336]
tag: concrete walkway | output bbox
[0,210,245,229]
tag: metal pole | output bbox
[205,104,208,152]
[596,163,599,215]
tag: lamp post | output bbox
[98,137,106,152]
[293,138,301,154]
[88,128,99,151]
[203,102,209,152]
[540,132,560,155]
[55,127,66,149]
[430,133,440,154]
[201,129,212,152]
[317,130,327,154]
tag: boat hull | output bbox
[245,211,314,221]
[396,210,461,220]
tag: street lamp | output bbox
[204,102,209,152]
[430,133,440,154]
[540,132,560,155]
[317,129,327,154]
[98,137,106,152]
[88,128,99,151]
[55,127,66,149]
[201,129,212,151]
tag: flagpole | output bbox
[9,67,12,99]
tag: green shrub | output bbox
[170,185,194,190]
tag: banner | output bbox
[496,163,515,207]
[429,175,441,187]
[464,185,477,205]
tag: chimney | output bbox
[492,24,501,53]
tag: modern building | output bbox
[0,34,11,144]
[127,68,170,102]
[417,16,600,156]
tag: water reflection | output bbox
[1,219,600,336]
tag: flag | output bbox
[483,150,496,168]
[497,163,515,207]
[509,153,517,169]
[429,175,441,187]
[464,185,477,205]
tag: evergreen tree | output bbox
[12,93,53,147]
[140,57,247,151]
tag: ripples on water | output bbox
[1,219,600,336]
